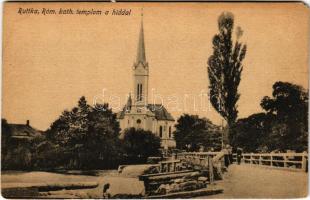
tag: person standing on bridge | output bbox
[223,145,230,167]
[228,145,233,164]
[237,147,242,165]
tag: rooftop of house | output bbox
[8,120,43,140]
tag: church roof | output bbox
[117,104,175,121]
[147,104,175,121]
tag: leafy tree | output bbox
[261,82,308,125]
[122,128,161,163]
[207,12,247,140]
[46,96,122,169]
[30,138,66,170]
[231,82,308,153]
[230,113,274,152]
[261,82,308,152]
[45,97,89,168]
[85,103,122,169]
[174,114,221,151]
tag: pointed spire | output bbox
[126,93,132,111]
[136,8,146,64]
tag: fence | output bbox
[178,151,308,172]
[158,159,182,173]
[233,152,308,172]
[177,152,222,183]
[177,152,219,160]
[157,155,215,183]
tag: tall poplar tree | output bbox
[207,12,247,138]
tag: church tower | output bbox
[133,12,149,107]
[117,10,176,149]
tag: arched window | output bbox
[137,119,141,124]
[140,84,143,101]
[169,126,172,138]
[159,126,163,138]
[136,84,143,101]
[137,84,140,100]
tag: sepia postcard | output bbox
[1,2,309,199]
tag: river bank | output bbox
[1,170,118,198]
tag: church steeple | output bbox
[133,9,149,106]
[136,10,146,64]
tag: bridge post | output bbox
[208,156,214,184]
[270,155,273,167]
[283,155,288,168]
[301,152,307,172]
[173,161,176,172]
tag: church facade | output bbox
[117,16,176,149]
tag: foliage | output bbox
[122,128,161,163]
[230,113,274,152]
[207,12,247,128]
[45,96,122,169]
[30,137,68,170]
[174,114,221,151]
[261,82,308,152]
[261,81,308,126]
[2,96,165,170]
[230,82,308,152]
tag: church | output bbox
[117,15,176,150]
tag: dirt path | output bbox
[204,164,308,198]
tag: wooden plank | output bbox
[139,170,196,182]
[160,160,180,164]
[242,153,306,157]
[147,172,200,181]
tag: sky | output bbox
[3,2,309,130]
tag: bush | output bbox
[122,128,161,164]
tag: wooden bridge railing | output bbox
[158,159,182,173]
[177,152,223,183]
[156,152,221,174]
[178,152,219,158]
[233,152,308,172]
[177,151,308,172]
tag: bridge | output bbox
[157,151,308,198]
[208,164,308,198]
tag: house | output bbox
[7,120,42,141]
[1,120,43,169]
